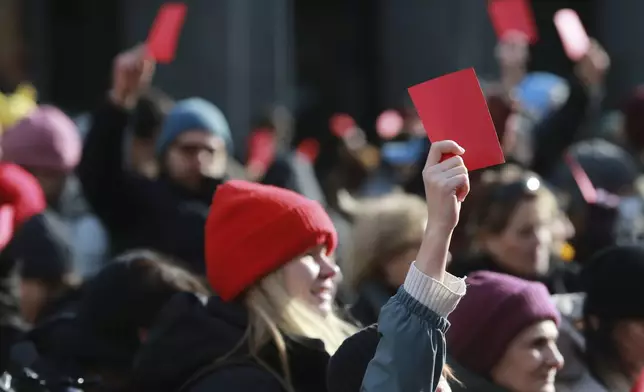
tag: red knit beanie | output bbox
[447,271,560,377]
[205,180,337,301]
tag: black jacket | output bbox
[77,100,224,273]
[133,293,330,392]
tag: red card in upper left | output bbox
[147,3,188,64]
[408,68,504,171]
[488,0,538,44]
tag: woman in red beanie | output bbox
[133,140,469,392]
[447,270,564,392]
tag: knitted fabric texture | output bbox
[447,271,560,377]
[2,105,81,173]
[205,180,337,300]
[156,97,232,156]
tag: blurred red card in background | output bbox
[408,68,504,171]
[554,9,590,61]
[488,0,538,44]
[247,128,276,172]
[147,3,188,63]
[296,138,321,164]
[376,110,404,140]
[329,113,356,139]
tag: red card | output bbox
[296,138,320,163]
[488,0,539,44]
[247,128,276,172]
[330,114,356,139]
[146,3,188,64]
[564,153,597,204]
[554,9,590,61]
[376,110,404,140]
[408,68,504,171]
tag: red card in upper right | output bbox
[408,68,504,171]
[488,0,539,44]
[147,3,188,64]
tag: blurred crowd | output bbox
[0,22,643,392]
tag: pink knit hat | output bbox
[2,105,81,173]
[447,271,560,376]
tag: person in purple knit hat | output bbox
[447,270,564,392]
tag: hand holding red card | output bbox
[488,0,538,44]
[554,9,590,61]
[408,68,504,171]
[147,3,188,64]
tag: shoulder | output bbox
[187,361,285,392]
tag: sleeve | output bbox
[76,98,149,232]
[360,263,466,392]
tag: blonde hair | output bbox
[344,192,427,290]
[243,269,357,388]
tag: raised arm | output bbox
[360,141,469,392]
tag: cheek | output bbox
[283,261,319,297]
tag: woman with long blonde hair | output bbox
[133,180,356,392]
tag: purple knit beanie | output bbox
[2,105,81,173]
[447,271,560,377]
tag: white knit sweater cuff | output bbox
[403,262,466,318]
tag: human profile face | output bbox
[491,320,564,392]
[282,245,339,316]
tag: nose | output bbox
[317,254,339,280]
[546,344,565,370]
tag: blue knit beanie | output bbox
[156,98,232,156]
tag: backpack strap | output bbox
[177,355,292,392]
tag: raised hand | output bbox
[422,141,470,231]
[110,45,156,109]
[575,39,610,90]
[416,140,469,282]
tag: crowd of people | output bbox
[0,27,643,392]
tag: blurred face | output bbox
[613,319,644,377]
[550,212,575,251]
[29,168,67,205]
[485,199,553,278]
[491,320,564,392]
[282,245,339,316]
[383,246,417,288]
[19,279,48,324]
[164,130,227,190]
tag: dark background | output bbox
[6,0,644,158]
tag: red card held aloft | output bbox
[296,138,321,164]
[147,3,188,64]
[408,68,504,171]
[488,0,539,44]
[330,113,356,139]
[554,9,590,61]
[247,128,276,172]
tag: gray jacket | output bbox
[361,264,466,391]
